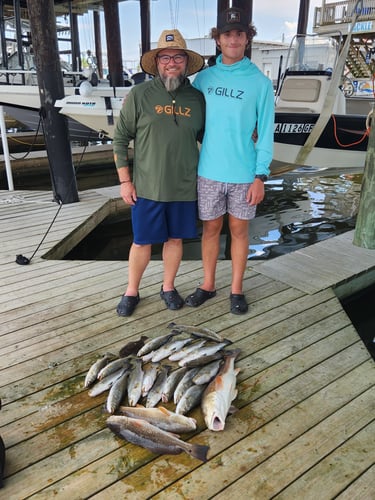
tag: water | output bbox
[341,284,375,361]
[249,170,362,259]
[64,169,363,261]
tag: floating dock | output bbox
[0,186,374,498]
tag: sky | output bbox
[77,0,322,69]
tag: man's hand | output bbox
[246,178,265,206]
[120,182,137,206]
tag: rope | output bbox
[294,0,363,165]
[9,116,44,160]
[332,113,370,148]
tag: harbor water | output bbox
[65,168,363,262]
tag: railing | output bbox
[0,68,83,86]
[313,0,375,28]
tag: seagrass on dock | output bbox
[0,187,374,499]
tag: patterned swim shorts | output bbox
[197,176,257,221]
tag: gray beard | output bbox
[160,74,184,92]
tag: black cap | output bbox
[217,7,248,33]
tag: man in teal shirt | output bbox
[185,7,274,315]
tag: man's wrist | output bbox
[254,174,268,182]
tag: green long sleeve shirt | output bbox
[113,77,205,202]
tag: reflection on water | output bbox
[249,172,362,259]
[64,170,363,262]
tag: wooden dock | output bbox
[0,187,374,499]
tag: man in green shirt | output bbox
[113,29,205,317]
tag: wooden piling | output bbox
[27,0,78,204]
[103,0,124,87]
[353,108,375,249]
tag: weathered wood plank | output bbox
[335,465,375,499]
[273,420,375,499]
[150,364,375,499]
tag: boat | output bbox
[54,86,131,139]
[0,72,134,142]
[273,32,370,170]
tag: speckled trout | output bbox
[107,415,209,462]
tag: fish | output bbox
[84,353,115,388]
[119,335,148,357]
[192,359,223,385]
[106,369,130,414]
[97,357,131,381]
[107,415,209,462]
[161,366,187,403]
[117,405,197,433]
[168,322,226,343]
[182,351,225,368]
[201,349,241,431]
[151,337,192,363]
[127,358,144,407]
[175,384,207,415]
[88,368,125,397]
[146,365,170,408]
[173,367,200,405]
[137,331,181,357]
[168,339,207,362]
[178,342,230,367]
[141,362,159,397]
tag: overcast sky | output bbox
[78,0,322,67]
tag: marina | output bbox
[0,186,374,497]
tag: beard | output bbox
[160,74,184,92]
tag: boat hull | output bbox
[0,85,129,142]
[274,112,368,169]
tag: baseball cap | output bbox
[217,7,248,33]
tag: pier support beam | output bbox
[140,0,150,55]
[353,110,375,249]
[103,0,124,87]
[27,0,78,204]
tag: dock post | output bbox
[103,0,124,87]
[27,0,79,204]
[353,108,375,249]
[0,105,14,191]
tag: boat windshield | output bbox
[285,34,340,72]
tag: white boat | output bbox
[273,32,370,170]
[55,88,129,139]
[0,74,131,141]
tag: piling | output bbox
[27,0,78,204]
[353,108,375,249]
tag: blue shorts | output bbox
[131,198,198,244]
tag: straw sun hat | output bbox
[140,29,205,77]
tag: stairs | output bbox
[346,44,372,78]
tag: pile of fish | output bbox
[84,322,241,462]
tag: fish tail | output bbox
[189,443,209,462]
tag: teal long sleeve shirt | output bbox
[193,55,274,183]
